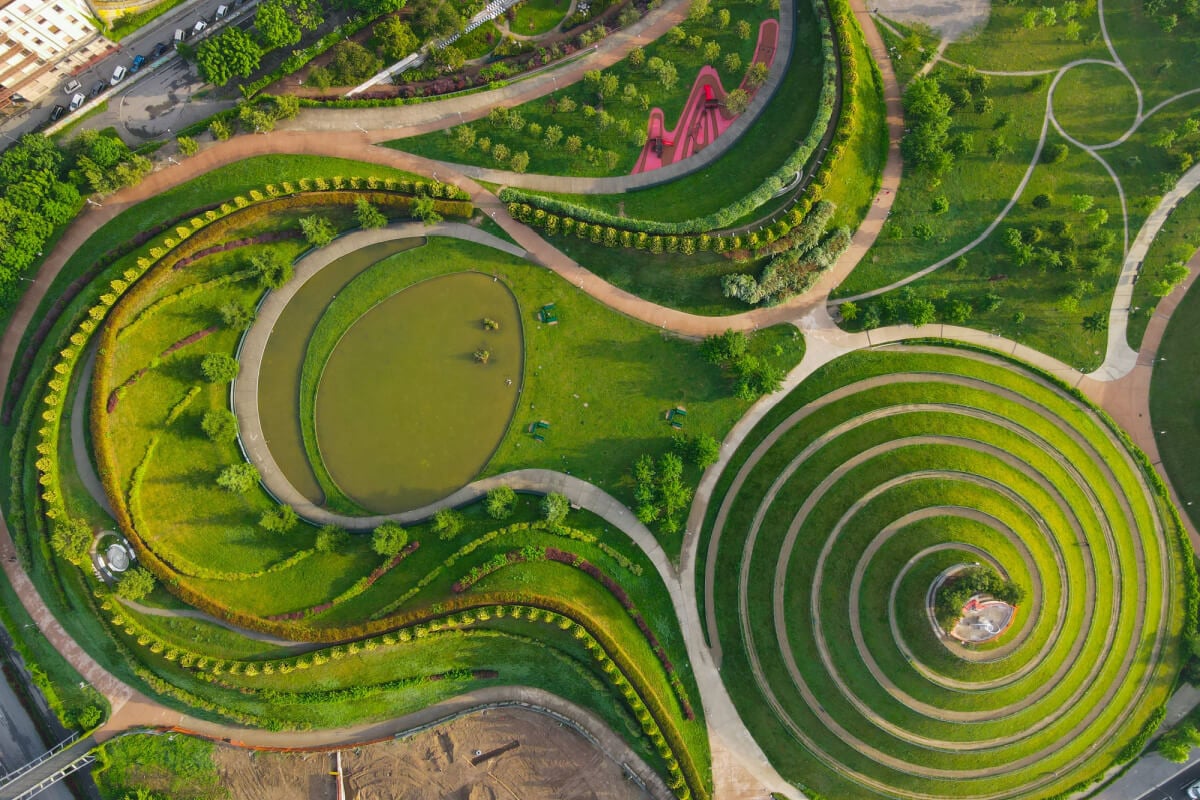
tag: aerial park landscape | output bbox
[0,0,1199,797]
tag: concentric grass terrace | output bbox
[698,346,1185,799]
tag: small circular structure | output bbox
[950,594,1016,644]
[104,541,133,573]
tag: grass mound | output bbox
[698,345,1184,799]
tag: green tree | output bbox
[673,432,721,468]
[372,522,409,555]
[723,52,741,73]
[252,250,293,289]
[176,135,199,156]
[901,76,955,174]
[541,492,570,523]
[256,0,322,48]
[201,409,239,443]
[315,525,349,553]
[722,88,751,114]
[299,214,336,247]
[717,8,730,27]
[510,151,530,173]
[210,119,232,140]
[216,462,260,493]
[744,62,769,88]
[1071,194,1095,213]
[486,486,517,519]
[413,195,443,226]
[50,517,92,564]
[220,299,255,330]
[259,505,299,533]
[115,567,155,601]
[326,40,382,85]
[435,45,465,71]
[687,0,711,21]
[839,301,859,321]
[355,197,388,229]
[200,353,239,383]
[196,27,262,86]
[433,508,463,539]
[1082,311,1108,332]
[374,17,419,61]
[736,19,752,39]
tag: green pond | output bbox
[315,272,523,513]
[257,239,421,503]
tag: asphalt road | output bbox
[0,665,73,800]
[0,0,256,145]
[1137,761,1200,800]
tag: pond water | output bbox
[314,272,522,513]
[256,239,421,503]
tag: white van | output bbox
[173,28,185,43]
[111,65,127,83]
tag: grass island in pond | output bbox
[315,272,523,513]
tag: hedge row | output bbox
[242,667,495,704]
[106,594,705,798]
[370,520,604,619]
[501,0,865,243]
[452,544,694,719]
[267,541,421,621]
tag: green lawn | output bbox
[1051,62,1140,147]
[511,0,571,36]
[1150,279,1200,531]
[698,346,1182,799]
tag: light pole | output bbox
[167,156,179,165]
[86,198,102,208]
[354,122,367,134]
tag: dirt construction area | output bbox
[213,707,652,800]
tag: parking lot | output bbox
[0,0,257,147]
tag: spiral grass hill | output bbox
[699,344,1185,800]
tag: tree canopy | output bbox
[197,28,263,86]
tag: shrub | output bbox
[200,353,239,383]
[115,567,156,601]
[315,525,349,553]
[216,462,260,493]
[355,197,388,229]
[299,215,337,247]
[219,299,255,330]
[259,505,299,533]
[201,409,239,443]
[372,521,409,556]
[485,486,517,519]
[433,509,463,540]
[252,250,293,289]
[541,492,570,523]
[50,517,92,564]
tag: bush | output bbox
[115,567,156,601]
[259,505,299,533]
[485,486,517,519]
[216,462,260,493]
[672,432,720,468]
[50,517,92,564]
[252,250,293,289]
[372,521,409,556]
[200,353,239,383]
[315,525,349,553]
[219,299,255,330]
[355,197,388,229]
[200,409,239,443]
[541,492,570,523]
[433,509,463,540]
[299,214,336,247]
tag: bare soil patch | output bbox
[213,707,651,800]
[872,0,990,42]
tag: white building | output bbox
[0,0,116,109]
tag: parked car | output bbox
[68,93,85,111]
[215,4,229,18]
[150,41,168,58]
[49,104,65,121]
[89,80,107,97]
[111,65,127,83]
[193,19,208,34]
[130,54,146,73]
[173,28,186,43]
[63,79,81,94]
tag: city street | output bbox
[1137,762,1200,800]
[0,0,254,146]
